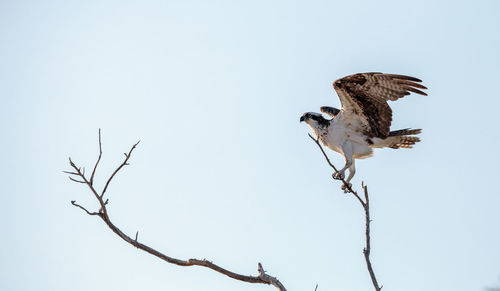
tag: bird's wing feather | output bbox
[320,106,340,118]
[333,72,427,138]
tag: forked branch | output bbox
[308,134,382,291]
[65,130,286,291]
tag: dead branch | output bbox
[100,138,139,199]
[65,130,286,291]
[308,134,382,291]
[89,128,102,186]
[71,200,100,216]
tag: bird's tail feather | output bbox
[387,128,422,149]
[388,128,422,137]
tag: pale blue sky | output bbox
[1,1,500,290]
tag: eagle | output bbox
[300,72,427,188]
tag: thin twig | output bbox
[68,177,86,184]
[308,134,381,291]
[90,128,102,186]
[63,170,80,176]
[66,131,286,291]
[71,200,100,216]
[100,140,140,199]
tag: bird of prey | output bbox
[300,72,427,188]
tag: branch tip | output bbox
[257,262,264,274]
[69,176,86,184]
[63,170,79,175]
[90,128,103,186]
[71,200,99,216]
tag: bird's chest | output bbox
[320,125,347,153]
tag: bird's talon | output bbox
[332,172,344,180]
[341,182,352,193]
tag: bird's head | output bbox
[300,112,330,129]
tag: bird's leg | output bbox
[333,163,348,180]
[346,160,356,183]
[341,160,356,192]
[333,142,353,182]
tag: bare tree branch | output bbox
[308,135,382,291]
[258,263,287,291]
[66,130,286,291]
[63,170,80,176]
[361,183,382,291]
[68,177,86,184]
[90,128,102,186]
[71,200,100,216]
[100,139,140,199]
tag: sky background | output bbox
[1,0,500,290]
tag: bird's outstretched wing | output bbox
[333,72,427,138]
[320,106,340,118]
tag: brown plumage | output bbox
[320,106,340,118]
[389,128,422,136]
[333,73,427,139]
[388,136,421,149]
[300,72,427,186]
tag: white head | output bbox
[300,112,330,131]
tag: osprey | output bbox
[301,72,427,188]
